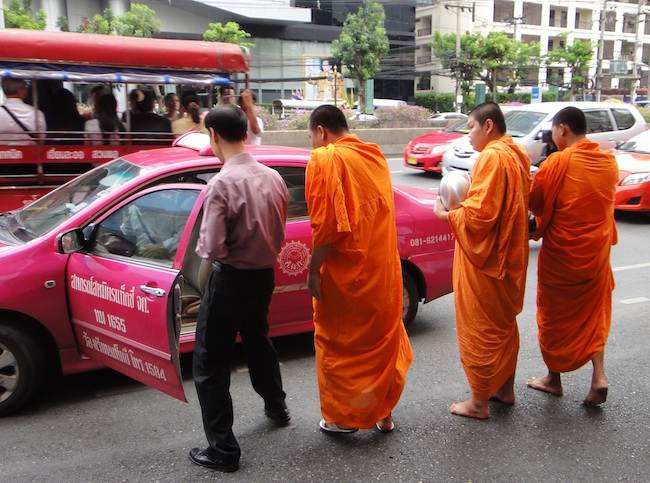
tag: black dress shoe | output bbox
[264,407,291,425]
[188,448,239,472]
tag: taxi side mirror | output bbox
[57,228,86,254]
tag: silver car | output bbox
[441,102,648,174]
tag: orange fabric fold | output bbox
[448,136,530,400]
[305,134,413,429]
[529,138,617,373]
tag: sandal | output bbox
[319,419,359,433]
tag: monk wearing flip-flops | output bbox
[527,106,617,406]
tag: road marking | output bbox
[620,297,650,305]
[613,262,650,272]
[390,170,404,174]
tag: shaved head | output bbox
[308,105,349,134]
[469,102,506,135]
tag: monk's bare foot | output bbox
[526,376,563,396]
[583,386,608,406]
[489,394,515,405]
[449,400,489,420]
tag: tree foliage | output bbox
[77,9,114,35]
[546,33,594,100]
[430,31,541,102]
[74,3,160,37]
[331,0,389,113]
[2,0,46,30]
[203,21,254,48]
[112,4,161,37]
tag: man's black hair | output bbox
[552,106,587,136]
[204,104,248,142]
[469,101,507,134]
[308,104,348,134]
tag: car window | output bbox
[10,159,142,240]
[444,118,470,133]
[272,166,308,218]
[611,108,636,130]
[584,110,614,134]
[92,188,200,267]
[504,111,547,137]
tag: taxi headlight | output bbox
[622,172,650,185]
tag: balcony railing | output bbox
[417,27,432,37]
[416,55,433,65]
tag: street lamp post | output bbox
[595,1,608,102]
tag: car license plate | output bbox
[407,156,418,165]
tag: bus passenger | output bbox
[163,92,180,122]
[48,88,85,145]
[131,90,173,145]
[0,77,47,145]
[172,92,207,135]
[81,85,106,121]
[84,94,126,146]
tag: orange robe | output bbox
[305,134,413,428]
[447,136,530,400]
[530,138,617,373]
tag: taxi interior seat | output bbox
[179,211,211,330]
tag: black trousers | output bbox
[192,262,286,464]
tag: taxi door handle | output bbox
[139,285,166,297]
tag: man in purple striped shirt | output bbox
[189,104,289,473]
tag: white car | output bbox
[441,102,648,174]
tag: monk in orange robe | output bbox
[527,106,617,406]
[434,102,530,419]
[305,105,413,433]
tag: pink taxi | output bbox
[0,133,455,416]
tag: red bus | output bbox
[0,29,250,212]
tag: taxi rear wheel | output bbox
[0,325,47,417]
[402,271,419,330]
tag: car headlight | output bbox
[430,145,449,155]
[621,172,650,185]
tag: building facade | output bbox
[415,0,650,100]
[3,0,416,103]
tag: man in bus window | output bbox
[0,78,47,145]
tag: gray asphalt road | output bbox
[1,162,648,482]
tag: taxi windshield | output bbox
[11,159,142,240]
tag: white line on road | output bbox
[613,262,650,272]
[620,297,650,305]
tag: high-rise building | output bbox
[415,0,650,101]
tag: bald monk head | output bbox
[308,105,349,149]
[551,106,587,151]
[467,101,507,152]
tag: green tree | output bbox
[203,21,254,48]
[430,31,483,109]
[77,9,114,35]
[56,15,69,32]
[507,40,542,95]
[112,4,161,37]
[331,0,389,113]
[546,33,594,100]
[2,0,46,30]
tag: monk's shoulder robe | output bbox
[448,136,531,401]
[530,138,617,373]
[305,134,413,428]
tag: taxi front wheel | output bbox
[402,271,419,330]
[0,324,47,417]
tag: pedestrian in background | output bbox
[189,104,289,472]
[434,101,530,420]
[305,105,413,434]
[527,106,617,406]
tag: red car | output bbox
[613,130,650,212]
[0,133,455,416]
[404,118,469,173]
